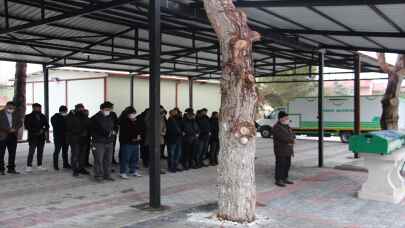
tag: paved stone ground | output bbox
[0,137,399,228]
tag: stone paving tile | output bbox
[0,138,369,228]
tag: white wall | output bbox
[67,78,105,116]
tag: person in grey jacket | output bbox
[90,101,116,182]
[0,101,22,175]
[272,111,296,187]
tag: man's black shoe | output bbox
[85,163,93,167]
[284,180,294,185]
[275,181,286,187]
[0,170,5,175]
[54,167,60,171]
[73,172,79,177]
[104,177,115,181]
[79,169,90,175]
[7,170,20,174]
[63,164,72,169]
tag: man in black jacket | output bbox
[91,101,116,182]
[272,111,296,187]
[166,109,183,172]
[51,105,70,170]
[196,108,211,167]
[209,111,219,166]
[66,104,91,177]
[25,103,49,172]
[182,108,200,170]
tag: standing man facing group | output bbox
[272,111,296,187]
[0,102,21,175]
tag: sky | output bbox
[0,52,399,85]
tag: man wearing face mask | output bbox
[66,104,91,177]
[272,111,296,187]
[90,101,116,182]
[25,103,49,172]
[51,105,70,170]
[0,101,22,175]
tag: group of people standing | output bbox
[0,100,219,182]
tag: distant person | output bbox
[51,105,70,170]
[209,111,219,166]
[137,109,148,168]
[118,107,142,179]
[83,109,92,167]
[25,103,49,172]
[110,105,119,165]
[166,109,183,172]
[272,111,296,187]
[66,104,91,177]
[182,108,200,170]
[144,106,167,174]
[91,101,116,182]
[196,108,211,167]
[0,101,22,175]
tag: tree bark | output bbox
[377,54,405,130]
[13,62,27,139]
[202,0,260,223]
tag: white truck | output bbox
[256,95,405,143]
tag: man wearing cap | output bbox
[272,111,296,187]
[66,104,91,177]
[51,105,70,170]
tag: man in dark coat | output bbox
[166,109,183,172]
[182,108,200,170]
[0,101,22,175]
[66,104,91,177]
[272,111,296,187]
[196,108,211,167]
[25,103,49,172]
[209,111,219,166]
[91,101,116,182]
[51,105,70,170]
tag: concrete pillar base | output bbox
[358,149,405,204]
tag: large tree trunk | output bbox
[203,0,260,223]
[377,54,405,130]
[13,62,27,140]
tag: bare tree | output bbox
[203,0,260,223]
[13,62,27,139]
[377,54,405,130]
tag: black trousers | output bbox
[209,140,219,164]
[53,137,69,168]
[27,137,45,167]
[141,145,149,167]
[0,134,17,171]
[70,142,87,173]
[275,156,291,181]
[182,140,198,169]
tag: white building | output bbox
[25,68,221,117]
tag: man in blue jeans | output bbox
[118,106,142,179]
[166,109,183,172]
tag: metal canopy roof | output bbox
[0,0,401,78]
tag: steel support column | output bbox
[43,64,49,141]
[189,77,193,109]
[318,51,324,167]
[148,0,161,209]
[130,74,135,106]
[354,54,361,159]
